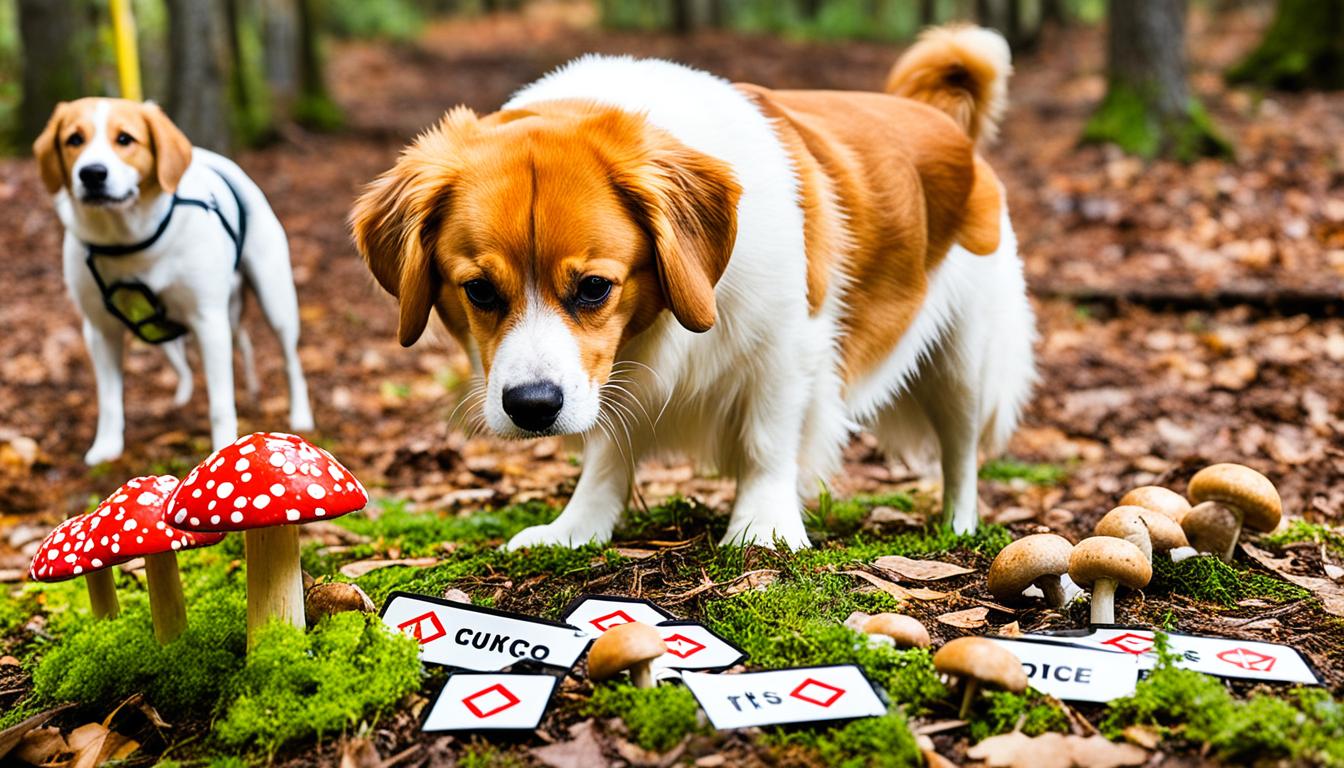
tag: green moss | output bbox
[1262,520,1344,556]
[216,612,421,753]
[586,683,704,752]
[1102,636,1344,766]
[968,689,1070,742]
[809,489,916,539]
[457,743,529,768]
[619,495,727,541]
[337,499,559,554]
[1151,554,1308,607]
[1226,0,1344,91]
[765,710,922,768]
[979,459,1068,487]
[1083,83,1231,162]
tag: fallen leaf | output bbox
[1325,563,1343,581]
[916,734,958,768]
[1241,543,1344,616]
[967,731,1146,768]
[843,570,948,602]
[873,554,975,581]
[530,720,609,768]
[936,607,989,629]
[442,588,472,603]
[339,557,440,579]
[340,737,382,768]
[66,722,138,768]
[723,569,778,595]
[0,704,74,759]
[1121,724,1160,749]
[15,727,70,766]
[997,621,1023,637]
[1066,735,1148,767]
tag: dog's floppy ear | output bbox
[142,103,193,193]
[350,107,477,347]
[33,102,71,194]
[601,114,742,333]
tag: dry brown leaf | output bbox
[1066,735,1148,767]
[530,720,610,768]
[916,734,958,768]
[66,722,138,768]
[842,570,911,602]
[936,607,989,629]
[723,569,778,595]
[1121,724,1160,750]
[340,737,382,768]
[873,554,975,581]
[15,727,70,766]
[0,704,74,760]
[1241,543,1344,616]
[967,731,1146,768]
[339,557,440,579]
[997,621,1023,637]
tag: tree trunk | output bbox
[670,0,694,34]
[16,0,89,142]
[1227,0,1344,90]
[166,0,234,152]
[293,0,342,130]
[1083,0,1231,161]
[263,0,300,109]
[920,0,936,27]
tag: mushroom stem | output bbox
[85,568,120,619]
[958,679,979,719]
[245,525,305,646]
[1223,508,1245,562]
[1035,575,1066,608]
[630,660,656,689]
[1090,578,1117,625]
[144,551,188,644]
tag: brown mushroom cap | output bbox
[862,613,931,648]
[1067,537,1152,590]
[933,637,1027,693]
[1181,501,1240,555]
[1095,506,1188,553]
[986,534,1073,600]
[587,621,666,681]
[1119,486,1192,524]
[305,582,375,624]
[1187,464,1282,532]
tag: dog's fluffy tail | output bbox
[884,24,1011,144]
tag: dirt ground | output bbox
[1,2,1343,764]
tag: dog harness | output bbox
[83,168,247,344]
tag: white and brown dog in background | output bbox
[34,99,313,464]
[352,25,1035,548]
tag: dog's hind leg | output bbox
[908,343,983,534]
[163,337,194,407]
[240,219,314,432]
[234,326,260,399]
[192,309,239,450]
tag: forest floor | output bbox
[1,2,1343,766]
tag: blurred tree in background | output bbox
[1228,0,1344,90]
[16,0,93,142]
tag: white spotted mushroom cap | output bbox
[29,475,224,582]
[166,432,368,532]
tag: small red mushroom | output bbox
[30,475,223,642]
[166,432,368,645]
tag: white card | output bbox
[651,621,747,672]
[380,591,591,671]
[422,673,558,731]
[562,595,674,635]
[1020,628,1320,685]
[989,638,1139,702]
[682,666,886,729]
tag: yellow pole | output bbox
[109,0,143,101]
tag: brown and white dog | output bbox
[35,99,313,464]
[351,26,1035,549]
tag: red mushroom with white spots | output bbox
[166,432,368,645]
[29,475,223,642]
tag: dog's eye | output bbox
[65,133,85,147]
[116,132,134,146]
[464,279,499,309]
[576,276,612,307]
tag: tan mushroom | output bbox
[987,534,1074,608]
[1181,502,1240,561]
[304,582,375,625]
[933,637,1027,718]
[1068,537,1151,625]
[1185,463,1282,561]
[1094,506,1188,562]
[1118,486,1191,524]
[587,621,666,689]
[861,613,931,648]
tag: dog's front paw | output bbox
[720,516,812,551]
[505,523,608,551]
[84,439,124,466]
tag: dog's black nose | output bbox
[78,164,108,188]
[502,382,564,432]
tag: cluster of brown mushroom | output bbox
[28,432,371,649]
[1118,463,1282,563]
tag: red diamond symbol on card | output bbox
[397,611,447,645]
[1217,647,1277,672]
[663,633,706,659]
[1101,632,1153,656]
[789,678,845,707]
[462,683,522,718]
[590,610,636,632]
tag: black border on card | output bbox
[420,671,561,732]
[379,590,592,672]
[654,619,748,671]
[560,593,678,627]
[1022,625,1323,685]
[681,664,887,731]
